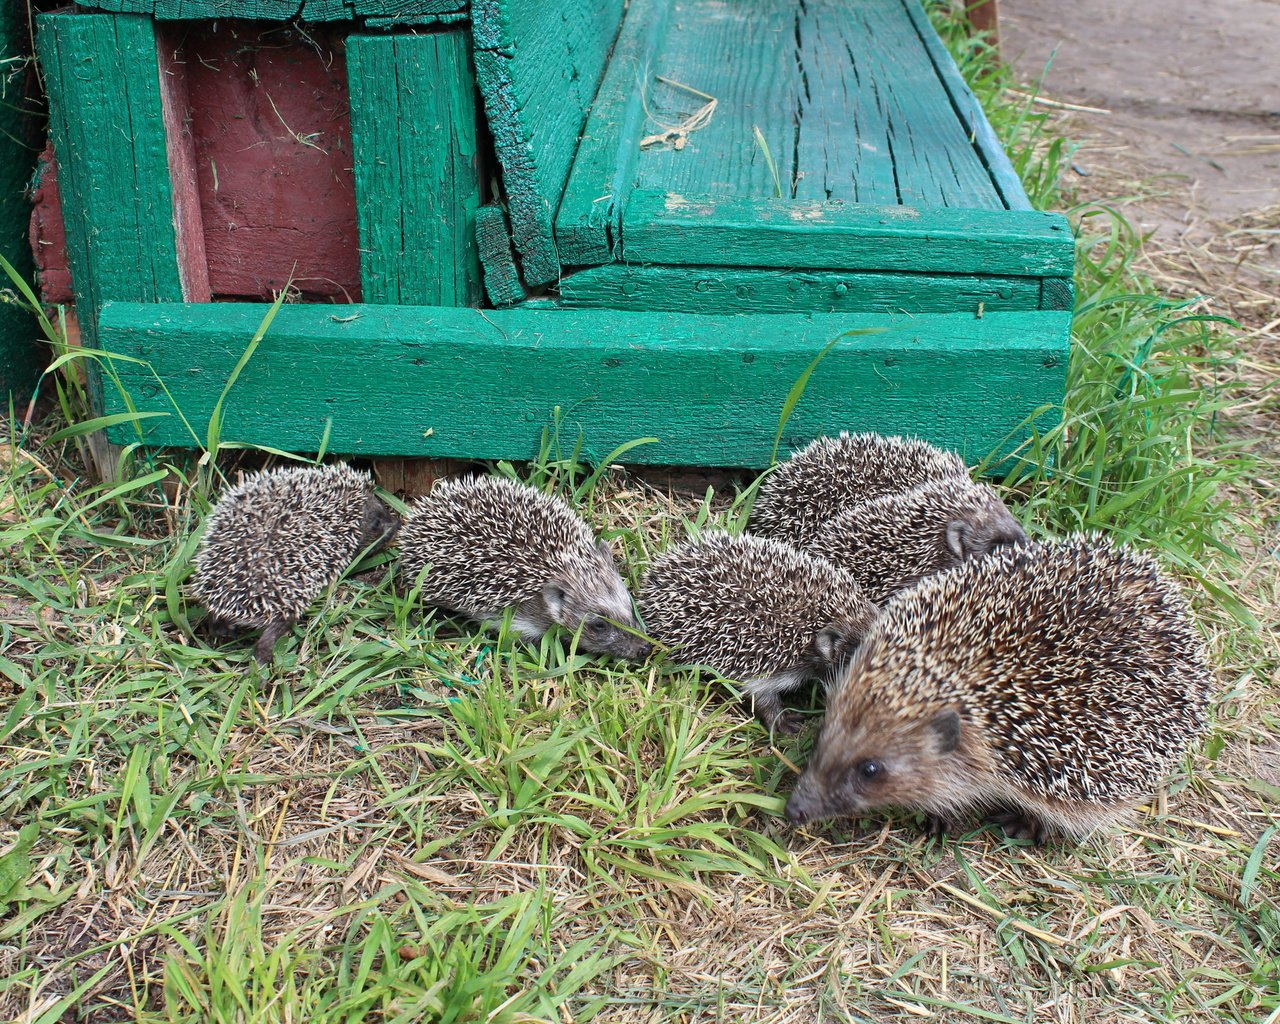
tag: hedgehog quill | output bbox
[640,532,879,732]
[399,476,650,659]
[786,535,1213,843]
[809,476,1027,603]
[750,432,968,547]
[192,464,400,664]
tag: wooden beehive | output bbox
[33,0,1073,468]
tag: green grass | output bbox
[2,7,1278,1023]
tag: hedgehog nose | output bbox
[785,792,813,825]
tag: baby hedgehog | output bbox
[785,535,1213,843]
[809,476,1027,603]
[749,432,968,547]
[639,532,879,733]
[192,463,400,664]
[399,475,650,659]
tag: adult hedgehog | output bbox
[786,535,1213,843]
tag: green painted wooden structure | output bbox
[37,0,1074,468]
[0,3,42,400]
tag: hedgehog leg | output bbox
[743,674,808,735]
[921,813,953,837]
[986,809,1050,846]
[253,617,295,665]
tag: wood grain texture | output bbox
[348,31,482,306]
[555,264,1044,314]
[157,31,212,304]
[631,0,1003,209]
[98,301,1070,467]
[181,24,359,301]
[475,205,525,307]
[0,1,41,396]
[37,11,187,342]
[554,0,672,265]
[72,0,467,20]
[622,190,1074,276]
[471,0,626,285]
[902,0,1026,209]
[29,143,74,305]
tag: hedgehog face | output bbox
[359,494,401,554]
[786,707,968,825]
[944,503,1027,563]
[533,540,651,660]
[806,619,877,683]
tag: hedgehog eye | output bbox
[584,616,608,634]
[855,759,884,783]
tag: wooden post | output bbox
[965,0,1000,52]
[348,28,484,494]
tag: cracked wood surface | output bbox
[98,301,1070,467]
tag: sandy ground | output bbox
[1001,0,1280,231]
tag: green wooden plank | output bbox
[97,301,1070,467]
[901,0,1032,211]
[348,31,482,306]
[554,0,672,265]
[0,1,42,398]
[630,0,1002,210]
[36,11,186,344]
[73,0,466,18]
[472,0,626,285]
[475,206,525,307]
[556,265,1044,314]
[1040,277,1075,312]
[621,190,1074,277]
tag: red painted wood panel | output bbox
[30,23,361,307]
[180,23,359,302]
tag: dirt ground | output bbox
[1002,0,1280,229]
[1002,0,1280,466]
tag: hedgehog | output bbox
[639,531,880,733]
[192,464,400,664]
[785,535,1213,843]
[398,475,650,659]
[808,476,1027,603]
[749,432,969,547]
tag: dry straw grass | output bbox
[2,8,1278,1024]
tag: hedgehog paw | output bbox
[771,710,808,736]
[921,813,952,837]
[987,810,1049,846]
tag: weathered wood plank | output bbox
[902,0,1027,209]
[621,190,1074,276]
[629,0,1003,209]
[0,2,42,397]
[347,31,482,306]
[157,32,212,304]
[556,265,1044,314]
[472,0,626,285]
[475,206,525,307]
[36,11,189,341]
[97,301,1070,468]
[72,0,467,19]
[554,0,672,265]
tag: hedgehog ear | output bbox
[542,582,568,618]
[929,708,962,754]
[813,625,845,664]
[945,520,970,559]
[597,538,615,562]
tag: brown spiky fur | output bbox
[192,464,400,664]
[399,476,649,659]
[786,535,1213,842]
[639,532,879,732]
[749,433,968,547]
[808,477,1027,603]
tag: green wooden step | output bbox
[97,302,1070,468]
[553,0,1067,286]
